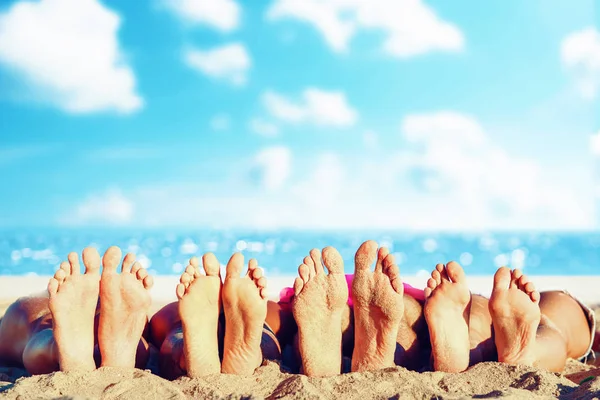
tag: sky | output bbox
[0,0,599,231]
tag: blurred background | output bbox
[0,0,599,278]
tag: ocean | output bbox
[1,230,599,277]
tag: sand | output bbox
[2,278,600,399]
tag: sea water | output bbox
[0,229,599,277]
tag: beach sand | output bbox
[2,277,600,399]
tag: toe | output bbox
[143,275,154,289]
[180,271,193,284]
[48,278,59,296]
[59,261,70,275]
[293,277,304,296]
[82,247,101,274]
[225,252,244,279]
[252,266,263,280]
[355,240,377,273]
[257,276,267,289]
[54,268,67,282]
[121,253,136,273]
[446,261,466,283]
[131,261,142,275]
[375,247,389,273]
[136,267,148,281]
[424,287,432,298]
[431,269,441,285]
[176,283,186,300]
[304,254,316,277]
[202,253,221,277]
[298,264,310,283]
[310,249,323,275]
[517,274,529,290]
[67,252,80,275]
[493,267,511,292]
[322,246,344,274]
[511,269,522,288]
[247,258,259,276]
[427,277,437,290]
[102,246,122,274]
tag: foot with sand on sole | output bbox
[351,240,404,372]
[292,247,348,377]
[423,261,471,372]
[489,267,541,367]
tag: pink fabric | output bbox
[279,274,425,306]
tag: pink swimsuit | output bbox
[279,274,425,306]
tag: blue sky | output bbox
[0,0,598,230]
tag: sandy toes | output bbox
[423,261,471,372]
[177,253,222,377]
[48,248,101,371]
[352,240,404,372]
[489,267,541,366]
[98,247,153,368]
[292,247,348,377]
[221,253,268,375]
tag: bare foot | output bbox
[489,267,540,366]
[423,261,471,372]
[292,247,348,377]
[98,246,153,368]
[351,240,403,372]
[221,253,268,375]
[177,253,222,377]
[48,249,101,371]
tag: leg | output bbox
[423,261,471,372]
[221,253,268,375]
[351,241,404,372]
[98,247,153,368]
[0,295,52,368]
[292,247,348,377]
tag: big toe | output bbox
[102,246,122,274]
[355,240,378,272]
[322,246,344,274]
[225,252,244,279]
[202,253,221,277]
[82,247,101,274]
[493,267,511,292]
[446,261,466,283]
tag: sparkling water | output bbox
[1,229,599,276]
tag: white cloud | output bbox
[266,0,464,57]
[161,0,240,32]
[263,88,358,127]
[591,130,600,155]
[65,189,134,226]
[254,146,292,190]
[249,118,279,137]
[210,113,231,131]
[185,43,250,85]
[0,0,142,114]
[561,27,600,99]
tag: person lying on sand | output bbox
[150,240,595,378]
[0,246,153,374]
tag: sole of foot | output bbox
[292,247,348,377]
[351,240,404,372]
[489,267,541,366]
[221,253,268,375]
[48,248,101,371]
[423,261,471,373]
[98,246,153,368]
[177,253,223,377]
